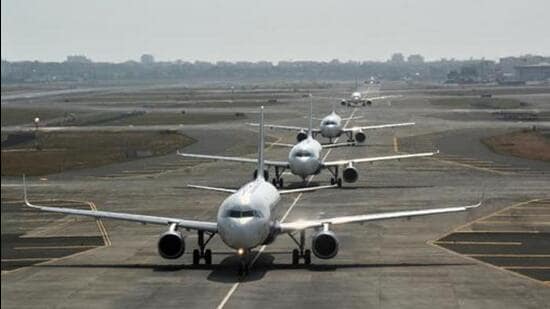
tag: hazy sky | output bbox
[2,0,549,62]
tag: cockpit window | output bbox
[295,151,310,158]
[323,121,336,125]
[227,209,258,218]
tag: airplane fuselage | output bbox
[288,136,323,179]
[319,111,343,138]
[217,178,280,250]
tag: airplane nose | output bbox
[219,218,264,249]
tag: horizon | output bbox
[2,0,549,63]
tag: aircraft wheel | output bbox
[272,178,278,186]
[238,261,249,276]
[192,249,200,265]
[337,178,343,187]
[204,249,212,265]
[278,178,284,188]
[292,249,300,265]
[330,177,336,185]
[304,249,312,265]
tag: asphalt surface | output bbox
[2,82,550,308]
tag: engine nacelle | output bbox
[340,100,347,106]
[296,131,308,142]
[366,100,372,105]
[342,164,359,183]
[354,130,366,143]
[253,169,269,180]
[311,230,339,259]
[158,230,185,259]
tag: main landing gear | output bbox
[345,131,355,143]
[270,166,285,188]
[192,230,215,265]
[328,166,343,187]
[288,230,311,265]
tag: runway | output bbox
[2,82,550,308]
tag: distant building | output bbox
[407,54,424,64]
[141,54,155,64]
[389,53,405,63]
[499,55,550,74]
[515,63,550,81]
[65,55,92,63]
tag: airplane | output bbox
[248,103,414,144]
[179,104,434,188]
[22,106,482,276]
[340,91,400,107]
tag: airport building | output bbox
[515,62,550,81]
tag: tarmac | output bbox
[1,82,549,308]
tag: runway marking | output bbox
[216,108,358,309]
[2,258,51,262]
[476,220,550,225]
[466,254,550,257]
[430,198,549,287]
[434,241,522,246]
[14,245,98,250]
[89,202,112,246]
[393,136,399,153]
[429,157,510,175]
[1,198,111,275]
[504,266,550,270]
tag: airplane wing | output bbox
[187,184,237,193]
[365,95,402,101]
[343,122,415,131]
[22,178,217,232]
[322,151,437,167]
[279,201,481,232]
[177,151,289,168]
[278,184,337,194]
[247,123,321,133]
[341,116,364,121]
[187,183,337,195]
[321,141,357,149]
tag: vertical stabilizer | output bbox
[308,96,313,137]
[257,106,265,179]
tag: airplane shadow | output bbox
[38,251,473,283]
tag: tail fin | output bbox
[308,96,313,137]
[256,106,265,180]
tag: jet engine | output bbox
[311,230,339,259]
[340,100,347,106]
[342,163,359,183]
[296,130,308,142]
[253,169,269,180]
[158,229,185,259]
[366,100,372,105]
[354,130,366,143]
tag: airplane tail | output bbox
[308,97,313,137]
[256,106,265,180]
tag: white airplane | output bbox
[341,91,400,107]
[249,105,414,144]
[179,104,433,188]
[22,107,482,276]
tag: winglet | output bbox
[257,106,265,180]
[22,174,29,204]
